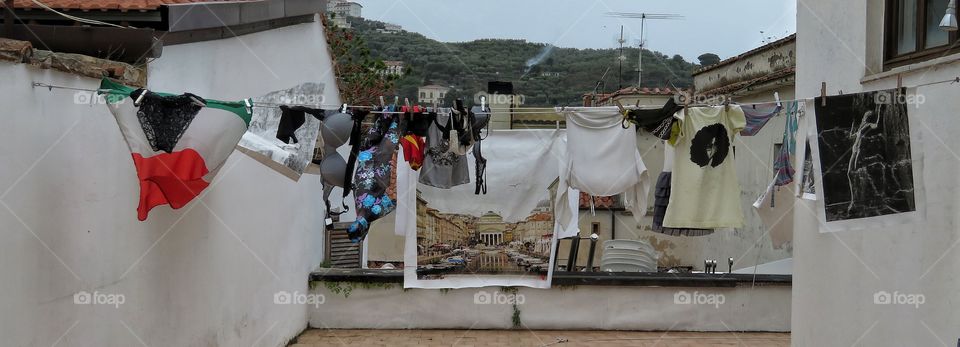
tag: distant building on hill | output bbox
[326,1,362,28]
[328,1,363,17]
[377,23,403,34]
[418,85,451,105]
[382,61,405,77]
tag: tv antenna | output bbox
[605,12,683,87]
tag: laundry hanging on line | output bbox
[99,78,252,221]
[652,144,714,236]
[739,102,783,136]
[347,106,401,242]
[555,107,651,239]
[663,105,746,229]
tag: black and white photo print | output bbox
[813,89,916,222]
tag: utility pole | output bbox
[617,26,624,90]
[638,15,645,87]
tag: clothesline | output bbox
[33,77,960,112]
[20,82,835,110]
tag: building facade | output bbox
[382,60,405,77]
[417,84,451,105]
[794,2,958,345]
[0,1,336,345]
[476,211,506,246]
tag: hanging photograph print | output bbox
[812,89,917,229]
[237,83,326,180]
[400,130,563,289]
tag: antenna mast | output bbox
[605,12,683,87]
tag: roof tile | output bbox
[11,0,258,11]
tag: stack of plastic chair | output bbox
[600,239,659,272]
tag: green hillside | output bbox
[350,17,700,107]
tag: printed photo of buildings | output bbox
[415,190,555,280]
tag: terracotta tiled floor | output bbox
[291,329,790,346]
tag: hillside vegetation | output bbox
[351,17,701,107]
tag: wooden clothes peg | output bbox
[615,100,626,114]
[820,82,827,107]
[379,96,385,108]
[896,74,903,98]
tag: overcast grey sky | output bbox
[357,0,796,62]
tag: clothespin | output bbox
[615,100,626,114]
[404,97,410,108]
[243,98,252,114]
[820,82,827,107]
[774,92,781,108]
[379,96,385,108]
[896,74,903,99]
[480,95,487,112]
[341,103,348,113]
[188,96,206,107]
[635,99,641,108]
[393,96,399,106]
[134,89,148,106]
[723,95,731,112]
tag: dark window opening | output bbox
[885,0,960,69]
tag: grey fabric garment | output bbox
[419,113,470,189]
[652,171,714,237]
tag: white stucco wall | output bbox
[308,284,791,331]
[0,17,339,346]
[795,1,960,345]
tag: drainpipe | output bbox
[3,0,13,38]
[585,233,598,272]
[610,211,616,240]
[566,236,580,271]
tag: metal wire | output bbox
[34,78,960,112]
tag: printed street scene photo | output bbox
[813,90,916,222]
[415,194,555,280]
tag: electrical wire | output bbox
[30,0,129,28]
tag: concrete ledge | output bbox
[310,268,792,287]
[308,284,791,331]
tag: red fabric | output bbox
[131,149,210,221]
[400,135,426,171]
